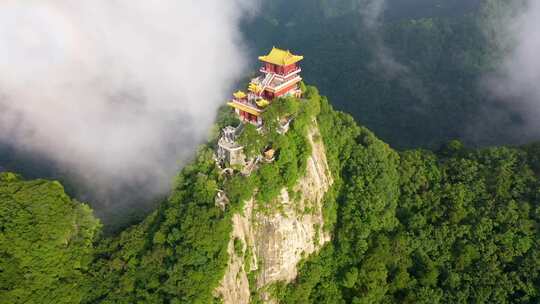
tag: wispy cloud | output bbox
[0,0,259,220]
[479,0,540,143]
[358,0,429,104]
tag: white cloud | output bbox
[0,0,258,215]
[484,1,540,135]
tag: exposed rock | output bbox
[214,199,255,303]
[217,125,246,168]
[215,190,230,210]
[216,121,332,304]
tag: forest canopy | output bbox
[272,99,540,303]
[1,86,539,303]
[0,173,100,304]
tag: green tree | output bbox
[0,173,100,304]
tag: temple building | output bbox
[228,47,304,126]
[216,126,246,167]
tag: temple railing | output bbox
[259,66,302,77]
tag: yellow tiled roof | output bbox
[233,91,246,99]
[256,99,270,108]
[259,47,304,66]
[227,101,262,116]
[248,82,262,93]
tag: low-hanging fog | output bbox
[483,0,540,142]
[358,0,431,105]
[0,1,258,223]
[361,0,540,145]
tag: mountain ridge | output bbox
[1,85,540,303]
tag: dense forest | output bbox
[2,1,540,303]
[0,0,529,228]
[243,0,529,148]
[272,91,540,303]
[0,172,100,303]
[2,86,539,303]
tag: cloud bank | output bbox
[483,1,540,138]
[358,0,387,29]
[0,1,258,220]
[357,0,429,104]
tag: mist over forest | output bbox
[0,0,258,228]
[0,0,538,223]
[243,0,536,148]
[3,1,540,304]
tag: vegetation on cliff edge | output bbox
[2,85,540,303]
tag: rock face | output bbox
[215,121,333,303]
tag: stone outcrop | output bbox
[215,121,332,303]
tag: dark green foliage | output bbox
[83,147,232,304]
[0,1,531,238]
[0,173,100,304]
[234,237,244,257]
[232,93,320,205]
[83,90,323,303]
[523,142,540,175]
[225,173,258,205]
[4,83,540,304]
[215,105,241,130]
[276,101,540,303]
[243,0,531,148]
[238,123,266,158]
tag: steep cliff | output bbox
[7,88,540,304]
[216,121,333,303]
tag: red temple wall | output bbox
[262,81,300,99]
[283,64,297,75]
[274,83,298,97]
[239,110,259,123]
[264,63,298,76]
[263,91,274,99]
[265,63,275,73]
[282,73,299,82]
